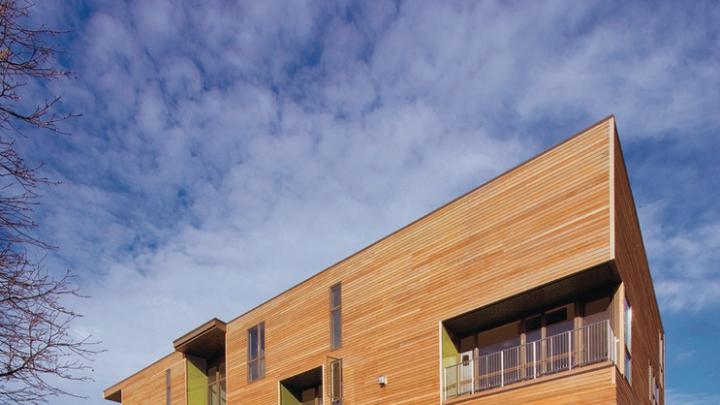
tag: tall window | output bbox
[248,323,265,382]
[624,299,632,384]
[330,283,342,349]
[329,357,343,404]
[648,362,659,405]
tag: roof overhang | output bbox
[103,387,121,402]
[444,263,620,336]
[173,318,227,359]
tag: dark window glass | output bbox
[330,283,342,349]
[525,316,541,331]
[331,310,341,348]
[247,323,265,382]
[546,308,567,325]
[546,307,573,337]
[524,316,542,343]
[331,284,341,308]
[249,328,258,358]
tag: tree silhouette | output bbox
[0,1,96,404]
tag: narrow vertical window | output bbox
[624,298,632,384]
[248,322,265,382]
[329,358,343,404]
[330,283,342,349]
[649,362,659,404]
[165,368,171,405]
[653,376,660,405]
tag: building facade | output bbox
[104,116,664,405]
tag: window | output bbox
[524,316,542,343]
[653,377,660,405]
[247,323,265,382]
[649,363,659,404]
[545,307,571,336]
[624,352,632,384]
[624,299,632,384]
[330,283,342,349]
[207,360,226,405]
[329,358,343,404]
[165,368,171,405]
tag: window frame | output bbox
[247,322,265,383]
[207,358,226,405]
[328,357,343,404]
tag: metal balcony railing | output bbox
[443,320,617,401]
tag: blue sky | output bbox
[18,1,720,403]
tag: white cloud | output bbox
[639,202,720,312]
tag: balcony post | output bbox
[532,342,537,379]
[474,348,479,393]
[471,358,475,395]
[500,351,504,387]
[607,320,613,363]
[568,330,573,370]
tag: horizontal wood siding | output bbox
[612,123,664,405]
[108,352,186,405]
[224,119,614,404]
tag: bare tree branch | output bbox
[0,1,97,404]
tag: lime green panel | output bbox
[187,356,208,405]
[441,325,459,368]
[280,384,301,405]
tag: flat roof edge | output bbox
[172,317,226,350]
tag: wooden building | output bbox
[104,116,664,405]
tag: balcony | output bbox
[280,367,323,405]
[443,320,617,401]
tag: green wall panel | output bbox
[441,325,459,368]
[187,356,208,405]
[280,384,301,405]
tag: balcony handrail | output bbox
[443,319,618,401]
[474,319,614,365]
